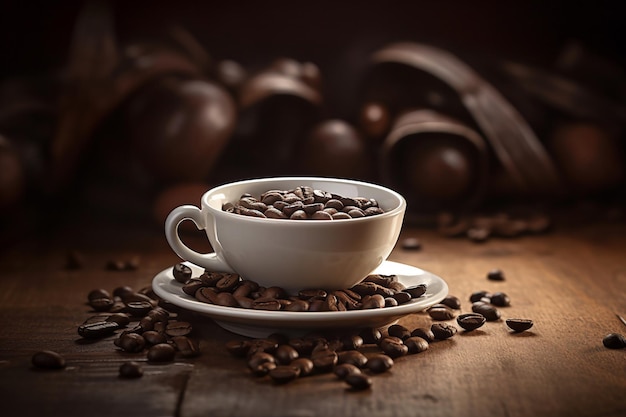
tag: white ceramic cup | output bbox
[165,177,406,294]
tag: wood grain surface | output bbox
[0,218,625,417]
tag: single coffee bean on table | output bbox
[505,318,534,333]
[334,363,362,379]
[487,268,506,281]
[345,373,372,390]
[490,292,511,307]
[431,323,458,340]
[457,313,487,331]
[602,333,626,349]
[119,361,143,378]
[31,350,66,370]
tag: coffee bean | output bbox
[116,333,146,353]
[410,327,435,343]
[31,350,66,369]
[247,339,279,356]
[487,268,506,281]
[388,324,411,340]
[345,373,372,390]
[216,273,241,292]
[440,295,461,310]
[341,334,364,351]
[337,350,368,368]
[253,298,282,311]
[171,336,201,357]
[505,318,534,332]
[290,358,314,377]
[602,333,626,349]
[457,313,487,331]
[490,292,511,307]
[119,361,143,378]
[403,337,428,354]
[182,279,205,296]
[225,340,250,357]
[147,343,176,362]
[173,263,192,284]
[89,297,114,312]
[367,354,394,373]
[269,365,301,384]
[274,344,299,365]
[472,302,501,321]
[334,363,361,379]
[404,284,427,298]
[143,330,168,346]
[428,306,456,321]
[165,321,192,337]
[248,352,276,376]
[125,301,154,317]
[359,328,382,345]
[361,294,386,309]
[431,323,458,340]
[113,286,134,299]
[106,313,131,327]
[78,321,120,339]
[311,348,338,372]
[392,291,412,305]
[379,336,408,358]
[88,289,111,301]
[469,290,490,303]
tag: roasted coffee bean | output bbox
[116,333,146,353]
[288,338,315,356]
[367,354,394,373]
[337,350,368,368]
[274,344,299,365]
[113,286,134,299]
[147,343,176,362]
[487,268,506,281]
[472,302,501,321]
[431,323,458,340]
[248,352,277,376]
[404,337,429,354]
[215,292,239,307]
[143,330,168,346]
[247,339,279,356]
[269,365,301,384]
[89,297,114,312]
[253,298,282,311]
[602,333,626,349]
[78,321,120,339]
[147,307,170,322]
[361,294,386,309]
[165,321,192,337]
[173,263,192,283]
[216,273,241,292]
[410,327,435,343]
[388,324,411,340]
[225,340,250,357]
[311,348,338,372]
[341,334,364,351]
[172,336,201,357]
[392,291,412,305]
[469,290,490,303]
[428,306,456,321]
[334,363,361,379]
[31,350,66,369]
[138,316,155,332]
[106,313,131,327]
[345,373,372,390]
[404,284,427,298]
[505,318,534,332]
[125,301,154,317]
[88,289,111,301]
[290,358,314,377]
[182,279,205,296]
[195,287,219,304]
[385,297,398,307]
[490,292,511,307]
[457,313,487,331]
[440,295,461,310]
[232,280,259,297]
[119,361,143,378]
[379,336,408,358]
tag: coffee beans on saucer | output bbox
[223,186,385,220]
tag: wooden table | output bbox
[1,213,625,417]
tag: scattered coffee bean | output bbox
[506,318,534,333]
[379,336,408,358]
[367,354,394,373]
[337,350,368,368]
[428,306,456,321]
[119,361,143,378]
[431,323,458,340]
[404,337,429,354]
[269,365,301,384]
[78,321,120,339]
[171,336,201,357]
[173,263,192,284]
[116,333,146,353]
[469,290,490,303]
[440,295,461,310]
[147,343,176,362]
[290,358,314,376]
[165,321,192,337]
[602,333,626,349]
[334,363,361,379]
[487,269,506,281]
[410,327,435,343]
[457,313,487,331]
[472,302,501,321]
[311,348,338,373]
[345,373,372,390]
[31,350,66,370]
[404,284,427,298]
[125,301,154,317]
[490,292,511,307]
[388,324,411,340]
[274,344,299,365]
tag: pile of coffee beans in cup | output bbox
[178,265,428,312]
[222,186,385,220]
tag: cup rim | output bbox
[201,176,406,224]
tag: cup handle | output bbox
[164,205,235,272]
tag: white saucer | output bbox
[152,260,448,338]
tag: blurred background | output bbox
[1,0,625,246]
